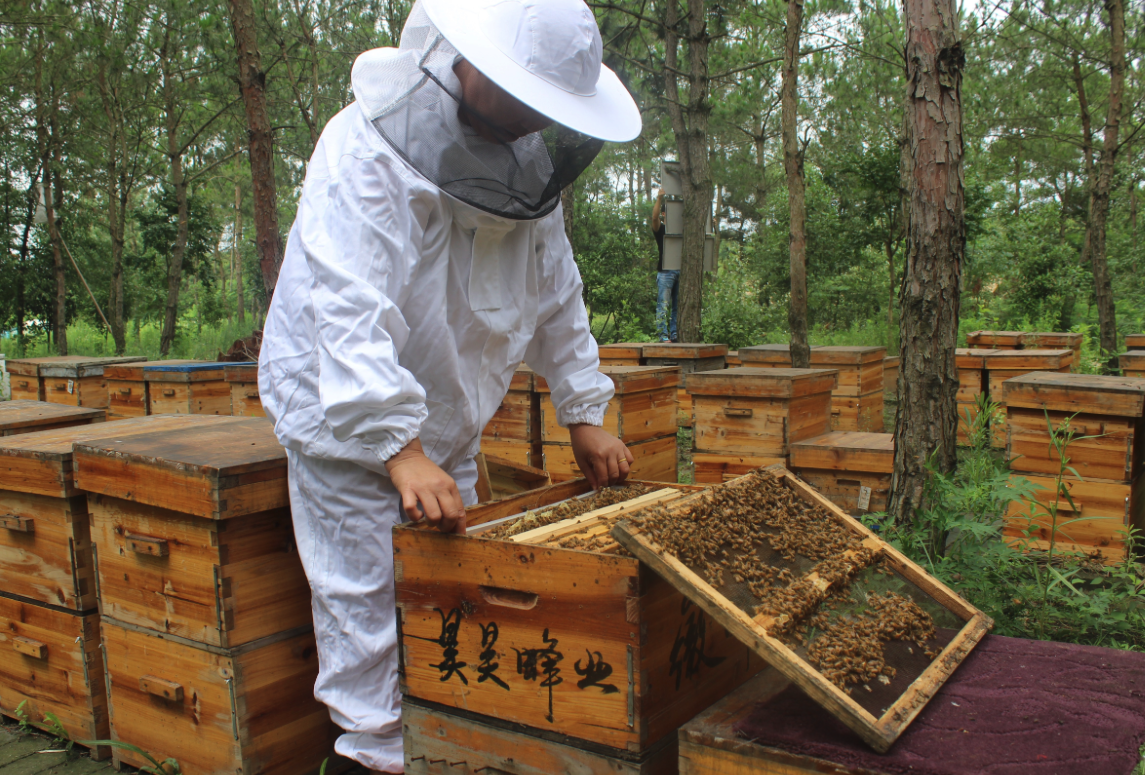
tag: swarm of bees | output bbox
[629,470,942,693]
[483,483,650,540]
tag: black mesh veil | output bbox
[351,3,604,221]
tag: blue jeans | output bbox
[656,270,679,341]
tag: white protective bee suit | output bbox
[258,0,641,770]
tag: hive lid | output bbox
[983,349,1073,369]
[105,359,200,381]
[1126,334,1145,349]
[143,361,233,382]
[1022,332,1082,347]
[966,330,1024,346]
[686,367,838,398]
[0,414,213,498]
[643,342,729,360]
[1119,351,1145,366]
[954,349,996,369]
[809,346,887,366]
[223,362,260,383]
[72,416,287,519]
[0,400,105,435]
[739,345,795,364]
[790,432,894,474]
[535,365,680,394]
[1002,372,1145,418]
[598,342,646,358]
[11,356,147,379]
[883,356,900,367]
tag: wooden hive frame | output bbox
[611,466,992,754]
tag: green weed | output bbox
[77,739,182,774]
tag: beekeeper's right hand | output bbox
[385,438,467,534]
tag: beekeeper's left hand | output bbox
[569,424,634,489]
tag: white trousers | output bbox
[286,450,477,772]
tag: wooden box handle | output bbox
[0,514,33,532]
[126,533,169,557]
[1056,501,1083,514]
[118,387,133,395]
[13,636,47,659]
[479,585,539,610]
[244,390,260,399]
[52,383,67,391]
[162,389,176,397]
[16,380,30,389]
[723,407,753,418]
[139,675,184,702]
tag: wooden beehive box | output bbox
[0,400,104,436]
[1121,351,1145,378]
[474,453,551,503]
[643,343,728,428]
[687,368,837,484]
[101,618,336,775]
[482,366,541,468]
[5,358,47,401]
[0,593,108,756]
[394,479,764,756]
[883,356,899,395]
[145,362,232,415]
[0,414,206,612]
[984,349,1073,447]
[224,362,265,417]
[954,348,994,445]
[105,359,200,419]
[966,330,1023,349]
[737,344,793,367]
[725,350,741,368]
[538,366,679,483]
[612,467,991,753]
[1126,334,1145,350]
[1023,332,1083,370]
[809,347,886,433]
[73,416,312,648]
[789,432,894,515]
[599,342,646,367]
[30,357,148,409]
[1002,372,1145,563]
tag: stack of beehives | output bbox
[6,356,146,408]
[0,413,337,771]
[481,364,542,468]
[789,431,894,516]
[983,349,1074,447]
[1120,334,1145,379]
[643,343,728,428]
[598,342,646,367]
[1003,372,1145,564]
[396,477,763,772]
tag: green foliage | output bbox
[702,246,786,348]
[5,317,261,361]
[78,739,182,774]
[11,702,75,754]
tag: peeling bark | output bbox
[890,0,965,524]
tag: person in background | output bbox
[651,188,678,342]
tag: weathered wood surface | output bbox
[1119,351,1145,378]
[686,369,838,399]
[42,377,111,410]
[737,345,795,366]
[0,491,96,610]
[1007,407,1140,482]
[404,698,678,774]
[965,331,1022,349]
[642,343,729,362]
[983,349,1074,372]
[611,466,992,754]
[829,392,885,433]
[599,343,646,367]
[883,357,899,395]
[954,348,995,370]
[725,351,742,368]
[480,438,541,469]
[543,436,677,483]
[539,367,679,445]
[474,454,550,503]
[89,494,310,648]
[101,619,336,775]
[72,416,287,520]
[691,454,785,484]
[1005,473,1141,563]
[809,346,886,368]
[1125,334,1145,349]
[693,394,832,456]
[143,362,230,383]
[1002,372,1145,417]
[104,360,199,383]
[789,432,893,473]
[35,358,147,380]
[0,401,103,437]
[794,469,891,515]
[148,379,232,416]
[482,366,540,466]
[0,595,108,758]
[229,382,266,418]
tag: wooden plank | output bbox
[1125,334,1145,349]
[983,349,1073,370]
[543,436,677,484]
[809,346,886,367]
[0,595,108,754]
[966,331,1022,348]
[8,376,43,402]
[725,350,742,368]
[480,437,541,469]
[829,392,885,433]
[142,362,230,383]
[1006,407,1139,482]
[72,416,287,519]
[737,345,794,366]
[0,491,96,610]
[42,376,109,409]
[693,395,832,456]
[149,379,233,416]
[0,401,103,436]
[789,432,894,474]
[1002,372,1145,417]
[36,357,147,379]
[611,467,991,753]
[642,343,729,360]
[229,381,266,417]
[790,469,891,515]
[541,387,677,445]
[686,369,838,399]
[105,359,199,382]
[598,343,646,362]
[883,357,899,395]
[1004,473,1138,562]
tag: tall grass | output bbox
[2,317,261,361]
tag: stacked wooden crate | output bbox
[1127,334,1145,350]
[725,350,741,368]
[598,343,646,367]
[538,365,678,482]
[688,368,837,484]
[737,343,794,368]
[1024,332,1083,370]
[789,431,894,515]
[225,363,265,416]
[966,330,1023,350]
[642,343,728,428]
[74,415,336,773]
[0,415,202,756]
[105,359,198,419]
[6,356,146,408]
[482,365,542,468]
[1003,373,1145,563]
[984,349,1073,447]
[397,479,764,773]
[1121,351,1145,378]
[955,348,993,445]
[144,361,233,415]
[0,400,104,436]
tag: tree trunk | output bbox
[889,0,965,525]
[1073,53,1098,286]
[663,0,712,343]
[228,0,283,297]
[96,59,128,354]
[781,0,809,369]
[235,182,246,324]
[49,133,67,356]
[159,39,190,358]
[1087,0,1125,363]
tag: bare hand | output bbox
[568,424,634,489]
[385,438,466,534]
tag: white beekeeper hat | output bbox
[420,0,641,143]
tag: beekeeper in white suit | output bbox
[258,0,641,771]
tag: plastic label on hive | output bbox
[857,486,872,511]
[67,379,74,394]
